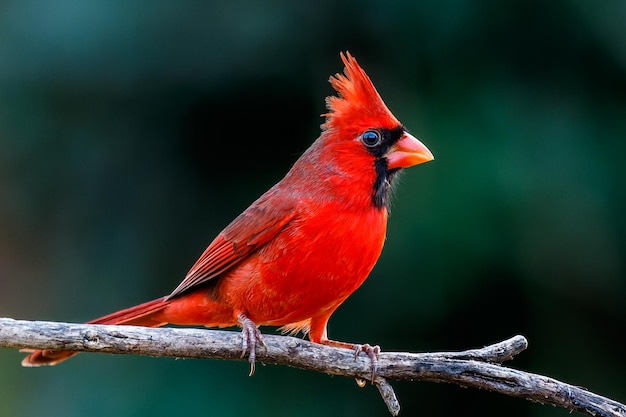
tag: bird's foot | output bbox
[237,313,267,376]
[353,343,380,386]
[318,338,381,385]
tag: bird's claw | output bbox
[238,313,266,376]
[353,343,380,384]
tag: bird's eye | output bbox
[360,130,382,147]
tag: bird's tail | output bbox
[21,297,171,367]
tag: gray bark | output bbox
[1,318,624,417]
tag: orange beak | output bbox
[386,132,434,169]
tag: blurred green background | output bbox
[1,0,624,416]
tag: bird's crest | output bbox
[323,52,400,135]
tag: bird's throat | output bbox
[373,159,399,210]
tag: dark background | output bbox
[1,1,625,416]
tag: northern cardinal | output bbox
[22,52,434,375]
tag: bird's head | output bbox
[323,52,433,170]
[318,52,434,209]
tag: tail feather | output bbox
[87,297,169,326]
[21,297,170,367]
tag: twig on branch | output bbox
[1,318,624,417]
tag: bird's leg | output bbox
[321,339,381,384]
[309,314,380,384]
[237,313,266,376]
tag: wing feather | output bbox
[166,191,296,299]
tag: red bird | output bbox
[22,52,434,374]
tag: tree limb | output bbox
[1,318,624,416]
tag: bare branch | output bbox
[1,318,624,417]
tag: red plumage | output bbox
[22,52,433,368]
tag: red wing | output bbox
[166,192,296,299]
